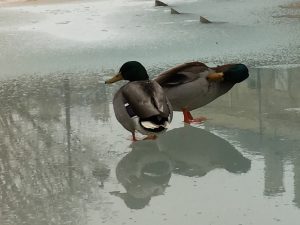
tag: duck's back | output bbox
[121,80,170,118]
[156,65,234,111]
[165,74,234,111]
[113,80,172,133]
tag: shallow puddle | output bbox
[0,65,300,225]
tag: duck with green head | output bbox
[154,61,249,123]
[105,61,173,141]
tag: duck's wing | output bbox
[122,80,171,119]
[211,64,235,72]
[155,62,209,87]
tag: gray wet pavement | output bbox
[1,0,300,224]
[0,65,300,225]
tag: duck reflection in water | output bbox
[111,141,173,209]
[158,125,251,177]
[112,125,251,209]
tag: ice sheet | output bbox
[0,0,299,77]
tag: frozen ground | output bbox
[1,1,300,225]
[0,0,300,77]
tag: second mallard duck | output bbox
[155,61,249,123]
[105,61,173,140]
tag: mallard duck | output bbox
[155,62,249,123]
[105,61,173,141]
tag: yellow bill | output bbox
[105,72,123,84]
[207,72,224,81]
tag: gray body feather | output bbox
[155,65,234,111]
[113,80,172,134]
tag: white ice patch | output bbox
[284,108,300,113]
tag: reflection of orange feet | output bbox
[143,134,157,140]
[182,108,207,124]
[187,116,207,124]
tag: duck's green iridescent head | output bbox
[105,61,149,84]
[120,61,149,81]
[223,64,249,83]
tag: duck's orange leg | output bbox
[182,108,193,123]
[131,132,138,142]
[182,108,207,124]
[130,132,157,141]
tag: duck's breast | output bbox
[113,89,136,133]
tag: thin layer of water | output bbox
[0,65,299,225]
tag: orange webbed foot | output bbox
[182,108,207,124]
[143,134,157,140]
[128,133,157,142]
[185,116,207,124]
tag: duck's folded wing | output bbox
[211,64,235,72]
[156,72,200,87]
[122,81,171,119]
[155,62,208,87]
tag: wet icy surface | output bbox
[0,65,300,225]
[0,0,300,76]
[1,0,300,224]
